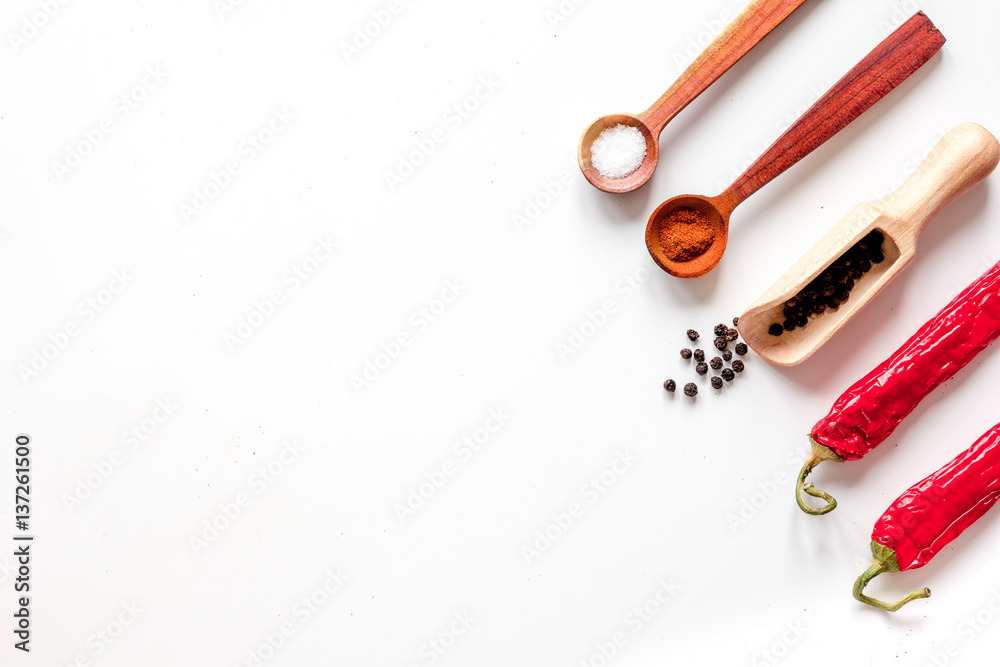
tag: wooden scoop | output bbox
[578,0,811,194]
[739,122,1000,366]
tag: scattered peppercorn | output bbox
[711,377,723,389]
[680,348,693,359]
[721,368,735,382]
[769,229,886,336]
[664,379,676,392]
[714,324,727,337]
[696,362,708,375]
[735,343,748,355]
[714,337,728,351]
[687,329,699,341]
[694,349,705,362]
[684,383,698,397]
[726,328,739,342]
[710,357,723,370]
[723,350,733,362]
[733,316,740,327]
[732,360,745,373]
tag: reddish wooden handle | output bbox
[723,12,945,209]
[639,0,811,134]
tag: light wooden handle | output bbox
[639,0,810,134]
[722,12,944,211]
[875,123,1000,235]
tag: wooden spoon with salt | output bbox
[739,123,1000,366]
[578,0,811,194]
[646,12,945,278]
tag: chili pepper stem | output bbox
[795,437,843,515]
[853,542,931,612]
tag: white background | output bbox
[3,0,1000,665]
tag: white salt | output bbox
[590,124,647,179]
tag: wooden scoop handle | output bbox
[721,12,945,211]
[874,123,1000,240]
[639,0,810,134]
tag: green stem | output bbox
[795,437,843,515]
[853,542,931,612]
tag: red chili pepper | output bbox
[796,259,1000,514]
[854,422,1000,611]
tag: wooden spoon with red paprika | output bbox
[647,12,944,278]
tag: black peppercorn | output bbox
[714,337,728,351]
[723,350,733,362]
[680,348,692,359]
[664,379,676,392]
[870,249,884,264]
[711,377,723,390]
[686,329,699,341]
[683,383,698,397]
[696,362,708,375]
[783,319,796,332]
[714,324,727,337]
[693,349,705,362]
[710,357,723,370]
[726,328,739,342]
[732,360,744,373]
[795,315,808,328]
[732,316,740,327]
[721,368,735,382]
[735,342,748,355]
[769,323,784,336]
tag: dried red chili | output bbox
[796,260,1000,515]
[854,422,1000,611]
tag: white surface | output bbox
[3,0,1000,665]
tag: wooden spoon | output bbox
[739,122,1000,366]
[578,0,811,194]
[646,12,945,278]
